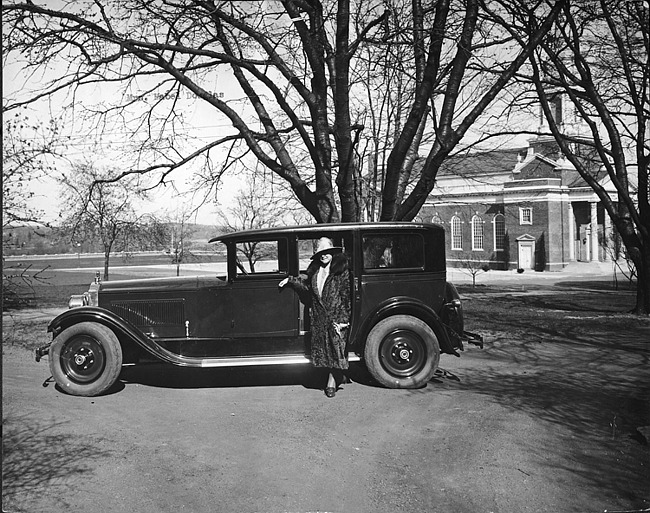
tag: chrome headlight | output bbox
[68,293,89,309]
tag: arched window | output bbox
[431,213,443,225]
[493,214,505,251]
[451,216,463,250]
[471,215,484,251]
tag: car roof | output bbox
[209,222,443,244]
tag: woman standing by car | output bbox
[279,237,351,398]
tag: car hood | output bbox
[98,275,227,294]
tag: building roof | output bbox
[437,147,527,177]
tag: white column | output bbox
[590,201,599,262]
[568,202,575,261]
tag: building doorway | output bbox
[516,235,536,270]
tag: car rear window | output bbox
[362,233,425,270]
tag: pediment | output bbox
[516,233,536,242]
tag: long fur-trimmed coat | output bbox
[286,253,350,369]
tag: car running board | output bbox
[196,353,362,368]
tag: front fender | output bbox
[48,306,142,339]
[354,297,459,356]
[46,306,192,366]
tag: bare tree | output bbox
[488,0,649,314]
[2,0,564,225]
[2,112,63,227]
[2,112,62,308]
[1,263,50,310]
[165,209,198,277]
[217,176,301,273]
[602,230,637,291]
[59,163,144,280]
[456,251,490,288]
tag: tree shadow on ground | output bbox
[554,279,636,292]
[464,289,648,347]
[519,287,636,313]
[438,290,650,510]
[2,414,114,512]
[460,280,637,314]
[461,348,650,509]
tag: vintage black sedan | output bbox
[37,222,480,396]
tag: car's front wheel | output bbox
[49,322,123,397]
[364,315,440,388]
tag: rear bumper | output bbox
[462,330,484,349]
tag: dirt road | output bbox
[3,282,649,513]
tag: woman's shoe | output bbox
[325,387,336,398]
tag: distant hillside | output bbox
[3,222,54,254]
[2,222,229,256]
[190,224,227,243]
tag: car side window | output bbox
[362,233,425,270]
[235,239,288,276]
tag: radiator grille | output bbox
[110,299,185,327]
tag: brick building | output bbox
[416,135,616,271]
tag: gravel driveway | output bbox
[2,271,649,513]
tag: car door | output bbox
[228,238,304,356]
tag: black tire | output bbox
[49,322,123,397]
[364,315,440,389]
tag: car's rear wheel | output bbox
[364,315,440,388]
[49,322,123,397]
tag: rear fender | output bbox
[354,297,459,356]
[441,282,483,349]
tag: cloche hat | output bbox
[311,237,342,259]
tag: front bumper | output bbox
[35,343,50,362]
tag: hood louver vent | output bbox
[110,299,185,327]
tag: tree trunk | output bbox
[638,262,649,316]
[380,0,450,221]
[304,4,339,224]
[103,250,111,281]
[631,243,650,315]
[333,0,359,222]
[395,109,429,208]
